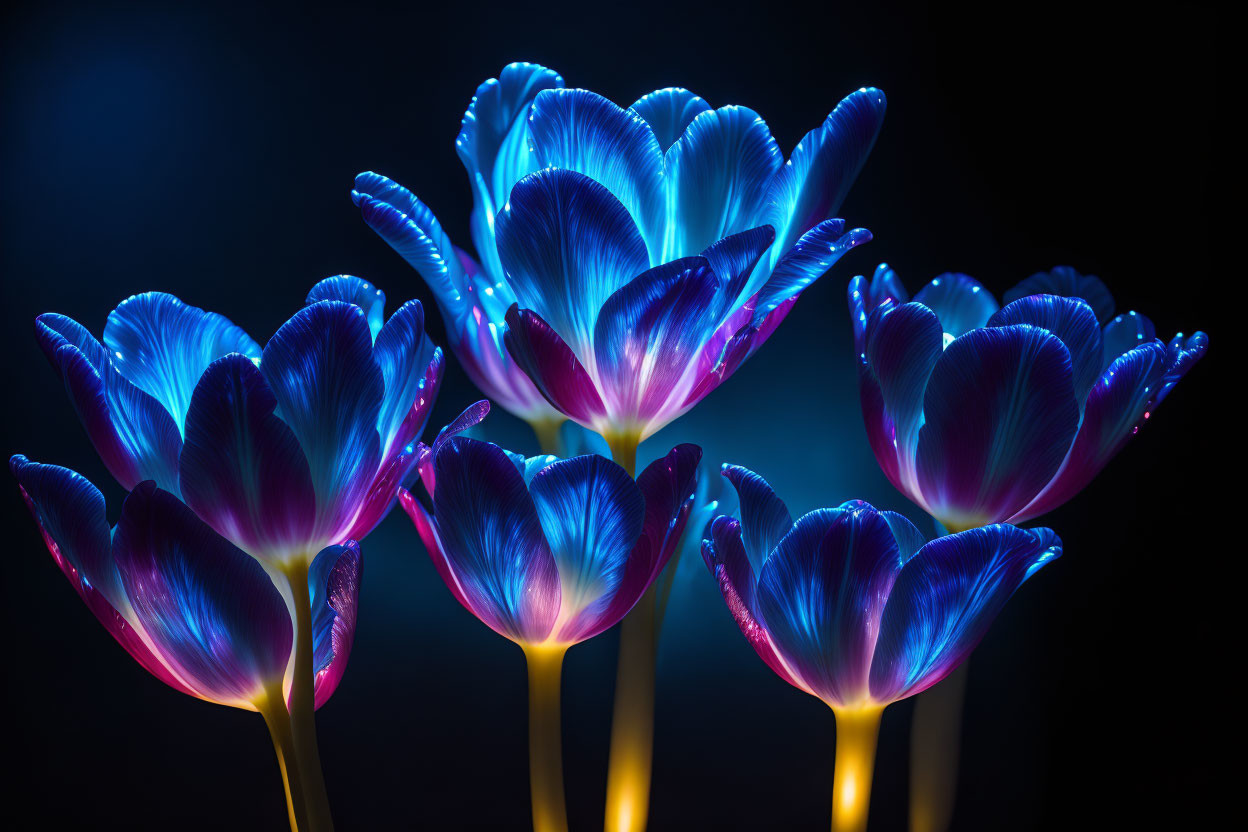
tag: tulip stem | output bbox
[831,706,884,832]
[908,660,968,832]
[524,644,570,832]
[604,584,657,832]
[531,417,566,456]
[604,433,638,478]
[258,682,309,832]
[285,559,335,832]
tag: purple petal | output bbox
[309,541,362,709]
[868,525,1061,703]
[113,482,294,708]
[1003,266,1115,325]
[179,354,318,563]
[915,325,1080,529]
[755,507,907,706]
[988,294,1103,407]
[664,105,784,257]
[504,305,608,428]
[306,275,387,342]
[719,464,793,572]
[399,487,474,615]
[417,400,492,498]
[495,168,649,356]
[847,265,909,353]
[261,301,384,544]
[103,292,261,431]
[629,87,712,152]
[913,273,999,338]
[373,299,440,457]
[431,437,560,643]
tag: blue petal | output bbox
[1101,311,1156,370]
[179,354,318,563]
[913,273,999,339]
[700,225,776,304]
[879,511,926,563]
[10,455,123,610]
[628,87,712,152]
[432,437,560,643]
[868,525,1061,703]
[261,302,383,543]
[755,507,906,706]
[456,62,565,281]
[1003,266,1115,325]
[528,88,666,254]
[529,454,644,640]
[764,87,887,270]
[373,299,439,455]
[664,105,783,258]
[915,325,1080,529]
[496,168,649,355]
[306,276,387,343]
[103,292,261,433]
[988,295,1103,407]
[1159,330,1208,404]
[353,172,468,321]
[750,219,872,326]
[863,301,944,461]
[112,482,294,707]
[308,540,362,708]
[719,464,793,573]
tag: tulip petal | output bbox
[863,301,944,475]
[868,525,1061,703]
[373,300,440,456]
[592,259,721,434]
[504,305,609,428]
[309,541,362,709]
[179,354,318,561]
[765,87,886,269]
[353,173,468,321]
[528,88,666,251]
[915,325,1080,528]
[720,464,793,572]
[1101,310,1156,369]
[988,294,1103,407]
[1011,341,1168,522]
[880,511,926,562]
[113,483,294,708]
[36,315,182,492]
[1003,266,1115,325]
[306,276,387,343]
[750,220,872,327]
[262,302,384,542]
[528,455,645,642]
[416,400,492,498]
[847,265,908,353]
[756,507,906,706]
[1159,330,1208,404]
[665,105,783,257]
[103,292,261,432]
[913,273,999,339]
[701,225,776,304]
[629,87,712,152]
[496,168,649,356]
[432,437,560,643]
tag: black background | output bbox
[0,1,1228,829]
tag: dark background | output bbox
[0,1,1228,829]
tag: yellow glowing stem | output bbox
[908,661,969,832]
[831,706,885,832]
[524,644,570,832]
[530,417,567,457]
[256,682,309,832]
[604,584,657,832]
[604,433,639,478]
[284,559,335,832]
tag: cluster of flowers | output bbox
[14,62,1206,832]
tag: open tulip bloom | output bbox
[11,456,360,830]
[849,264,1208,533]
[354,61,885,462]
[399,403,700,832]
[703,465,1061,832]
[31,275,443,830]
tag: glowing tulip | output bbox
[354,61,885,460]
[848,264,1208,532]
[703,464,1061,832]
[32,275,442,830]
[399,403,700,832]
[11,455,360,830]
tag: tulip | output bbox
[11,455,360,830]
[399,403,700,832]
[33,275,442,829]
[849,264,1208,532]
[703,464,1061,832]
